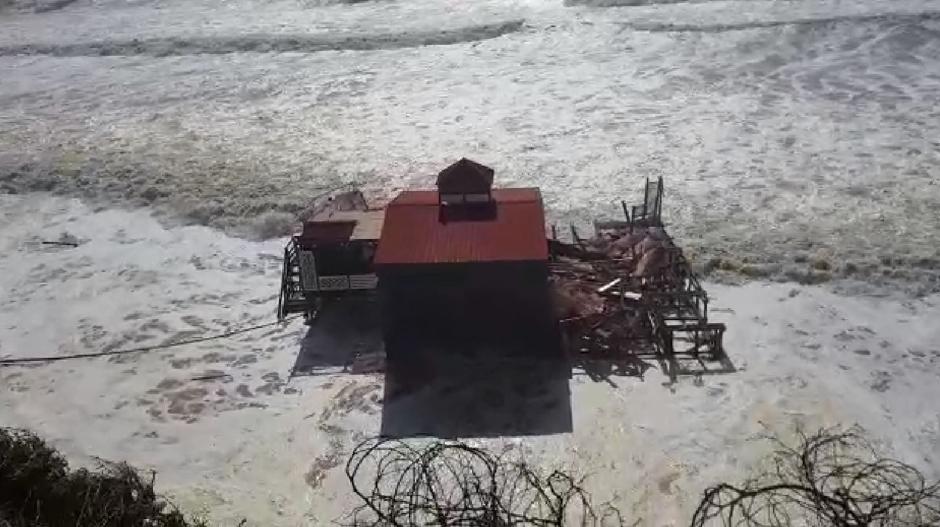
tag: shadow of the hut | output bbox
[289,296,384,377]
[289,296,735,436]
[379,329,573,439]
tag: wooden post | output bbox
[549,224,558,262]
[625,201,634,233]
[619,277,626,309]
[656,176,664,224]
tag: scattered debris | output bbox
[597,277,622,294]
[190,372,232,382]
[45,232,81,247]
[24,232,83,250]
[40,240,79,247]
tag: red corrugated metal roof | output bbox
[390,188,542,206]
[375,188,548,265]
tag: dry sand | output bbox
[2,193,938,525]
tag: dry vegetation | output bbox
[3,426,938,526]
[0,428,205,527]
[692,427,940,527]
[346,438,623,526]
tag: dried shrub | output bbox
[692,426,940,527]
[346,438,623,526]
[0,427,206,527]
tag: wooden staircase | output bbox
[277,240,314,320]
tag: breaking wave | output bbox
[0,0,77,13]
[0,20,524,57]
[565,0,712,6]
[33,0,80,13]
[623,11,940,33]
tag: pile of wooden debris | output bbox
[550,224,679,354]
[548,179,730,379]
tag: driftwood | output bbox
[41,240,80,247]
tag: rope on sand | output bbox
[2,181,364,368]
[0,315,301,367]
[2,181,360,368]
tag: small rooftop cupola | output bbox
[437,158,494,204]
[436,158,496,222]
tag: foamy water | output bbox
[1,0,939,293]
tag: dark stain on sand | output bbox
[236,384,254,398]
[305,443,343,490]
